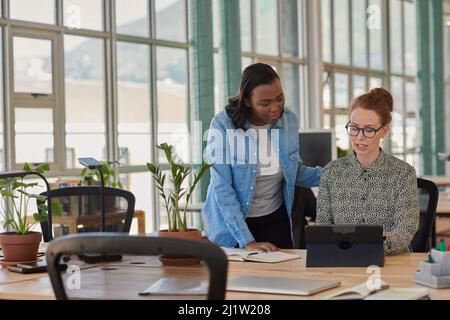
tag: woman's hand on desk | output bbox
[244,241,278,252]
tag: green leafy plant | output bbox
[80,160,123,189]
[337,147,349,159]
[147,143,212,232]
[0,163,63,235]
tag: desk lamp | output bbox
[77,158,122,263]
[78,158,106,232]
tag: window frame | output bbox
[321,0,418,166]
[237,0,308,123]
[0,0,190,233]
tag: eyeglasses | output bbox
[345,122,384,138]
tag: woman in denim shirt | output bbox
[203,63,323,251]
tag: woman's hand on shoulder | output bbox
[244,241,278,252]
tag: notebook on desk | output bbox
[227,276,340,296]
[221,248,301,263]
[324,280,429,300]
[324,280,389,300]
[139,278,208,296]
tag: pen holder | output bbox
[414,249,450,289]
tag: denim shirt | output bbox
[202,108,323,248]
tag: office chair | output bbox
[291,186,317,249]
[411,178,439,252]
[38,186,135,242]
[46,233,228,300]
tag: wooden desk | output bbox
[133,210,146,234]
[422,176,450,187]
[437,195,450,215]
[435,195,450,240]
[1,250,450,300]
[26,210,146,235]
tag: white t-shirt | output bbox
[247,123,284,218]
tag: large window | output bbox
[64,35,106,168]
[13,37,53,94]
[115,0,149,37]
[388,0,418,166]
[15,108,54,164]
[116,42,151,166]
[155,0,187,42]
[446,14,450,175]
[236,0,307,120]
[10,0,55,25]
[156,47,189,163]
[255,0,278,56]
[63,0,104,31]
[1,0,189,233]
[10,30,59,169]
[321,0,418,169]
[333,0,350,65]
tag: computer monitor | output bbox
[299,129,337,167]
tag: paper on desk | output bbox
[139,278,208,296]
[324,280,389,300]
[364,287,429,300]
[221,248,261,261]
[221,247,301,263]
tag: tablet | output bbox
[227,276,340,296]
[305,225,385,267]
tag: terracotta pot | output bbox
[157,229,203,266]
[0,232,42,263]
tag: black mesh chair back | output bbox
[46,233,228,300]
[291,186,317,249]
[39,186,135,242]
[411,178,439,252]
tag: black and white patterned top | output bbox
[316,149,420,255]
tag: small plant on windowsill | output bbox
[337,147,349,159]
[79,160,124,212]
[0,163,62,266]
[80,160,123,189]
[147,143,212,266]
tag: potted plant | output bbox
[0,163,62,266]
[147,143,212,265]
[337,147,349,159]
[79,160,123,189]
[80,160,123,212]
